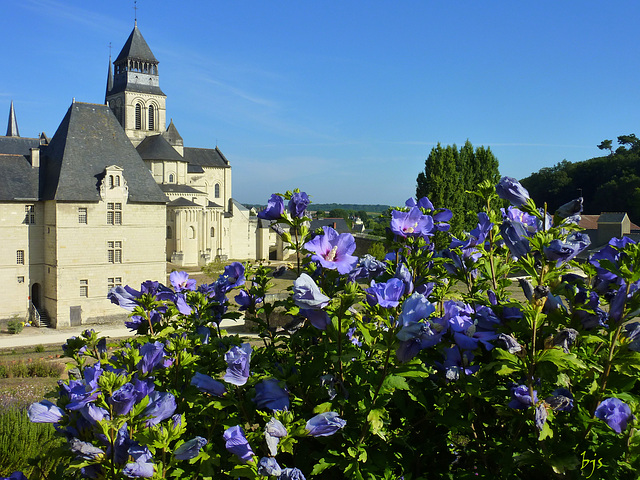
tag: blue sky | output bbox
[2,1,638,206]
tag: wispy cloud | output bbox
[20,0,124,33]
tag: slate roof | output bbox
[187,164,204,173]
[159,184,205,195]
[0,136,39,155]
[311,218,351,234]
[115,25,158,63]
[40,102,167,203]
[108,83,165,97]
[163,120,183,146]
[168,198,199,207]
[598,212,629,223]
[0,154,39,201]
[208,201,223,208]
[184,147,230,168]
[137,135,184,162]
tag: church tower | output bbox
[105,23,167,147]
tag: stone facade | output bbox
[0,23,280,328]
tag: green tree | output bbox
[598,139,613,155]
[416,141,500,233]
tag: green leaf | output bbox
[311,458,336,475]
[537,347,586,371]
[367,408,388,439]
[381,375,410,393]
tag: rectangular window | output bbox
[17,276,24,283]
[107,203,122,225]
[78,207,87,224]
[16,250,24,265]
[107,241,122,263]
[107,277,122,293]
[24,205,35,224]
[80,279,88,297]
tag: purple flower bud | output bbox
[500,219,531,259]
[595,397,634,433]
[535,404,548,431]
[110,383,138,416]
[123,443,154,477]
[293,274,330,310]
[258,194,285,220]
[69,438,105,460]
[288,191,310,218]
[258,457,282,476]
[191,372,227,396]
[137,341,166,375]
[265,417,287,456]
[305,412,346,437]
[224,343,252,386]
[174,437,208,460]
[142,391,177,427]
[365,278,405,308]
[253,378,289,411]
[545,388,574,412]
[508,385,537,410]
[496,176,530,207]
[223,425,255,463]
[279,468,307,480]
[107,286,139,311]
[28,400,64,423]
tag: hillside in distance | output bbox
[520,135,640,224]
[243,202,391,214]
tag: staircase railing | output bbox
[29,301,41,327]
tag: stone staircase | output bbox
[30,303,51,328]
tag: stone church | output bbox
[0,23,275,328]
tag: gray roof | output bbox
[108,83,165,97]
[159,184,205,195]
[311,218,351,234]
[597,212,629,224]
[41,102,167,203]
[0,154,39,201]
[0,136,39,155]
[163,120,183,146]
[168,198,199,207]
[115,26,158,64]
[137,135,184,162]
[208,201,223,208]
[184,146,230,168]
[187,164,204,173]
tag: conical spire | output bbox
[105,53,113,103]
[6,101,19,137]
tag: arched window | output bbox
[109,175,114,188]
[148,105,155,131]
[166,226,172,239]
[135,103,142,130]
[115,176,120,187]
[215,183,220,198]
[169,173,175,183]
[188,226,196,239]
[210,227,215,237]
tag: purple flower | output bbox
[265,417,288,456]
[500,219,531,259]
[1,473,28,480]
[508,385,537,409]
[79,404,110,425]
[305,412,346,437]
[69,438,105,460]
[137,341,166,375]
[390,207,434,238]
[108,286,139,311]
[299,308,331,330]
[258,457,282,476]
[28,400,64,423]
[191,372,227,396]
[394,263,414,296]
[545,388,574,412]
[366,278,405,308]
[258,194,285,220]
[595,398,634,433]
[123,443,154,477]
[496,176,530,207]
[110,383,138,416]
[288,191,310,218]
[293,274,330,309]
[224,343,252,386]
[235,290,262,311]
[279,468,307,480]
[174,437,208,461]
[223,425,255,463]
[544,232,591,266]
[253,378,289,411]
[398,293,436,326]
[440,346,478,380]
[305,226,358,274]
[554,197,583,221]
[406,196,434,210]
[218,262,245,292]
[535,404,548,431]
[496,333,522,354]
[142,391,177,427]
[170,271,197,292]
[396,319,446,362]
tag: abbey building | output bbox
[0,24,274,327]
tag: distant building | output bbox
[0,23,275,327]
[580,212,640,251]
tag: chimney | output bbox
[30,148,40,168]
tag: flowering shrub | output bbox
[24,184,640,478]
